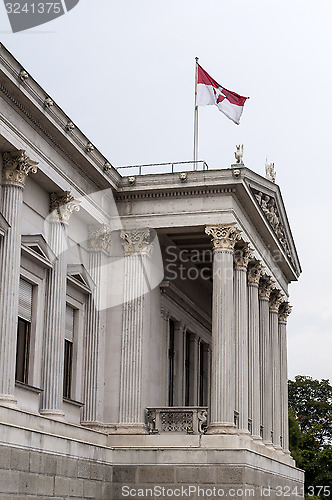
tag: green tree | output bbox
[288,376,332,499]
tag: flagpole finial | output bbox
[195,57,199,63]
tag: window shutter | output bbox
[18,279,32,322]
[65,305,74,342]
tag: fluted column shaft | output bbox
[279,303,292,454]
[247,263,264,439]
[82,225,111,424]
[40,192,80,416]
[40,222,68,415]
[259,278,274,445]
[119,229,152,432]
[0,151,38,405]
[234,245,252,433]
[0,186,23,403]
[270,291,284,449]
[205,224,241,433]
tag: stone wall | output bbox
[0,446,304,500]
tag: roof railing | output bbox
[116,160,209,176]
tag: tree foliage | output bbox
[288,376,332,499]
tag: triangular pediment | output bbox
[21,234,56,268]
[67,264,95,294]
[247,183,301,276]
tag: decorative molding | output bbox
[120,228,152,256]
[44,97,54,107]
[86,142,94,153]
[18,69,29,81]
[49,192,80,225]
[2,150,38,188]
[278,302,292,323]
[146,407,208,435]
[258,276,275,301]
[234,243,254,270]
[65,121,75,131]
[205,223,241,253]
[269,290,284,313]
[247,261,265,286]
[115,187,236,201]
[88,224,112,255]
[103,161,112,172]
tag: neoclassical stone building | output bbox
[0,44,304,498]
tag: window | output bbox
[184,332,191,406]
[199,341,209,406]
[63,305,74,399]
[168,319,175,406]
[16,279,33,384]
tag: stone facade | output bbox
[0,44,304,498]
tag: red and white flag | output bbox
[196,64,248,125]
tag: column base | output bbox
[251,434,265,445]
[206,422,238,435]
[39,409,65,421]
[274,445,284,452]
[113,423,149,435]
[0,394,17,408]
[263,440,275,450]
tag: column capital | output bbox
[247,261,265,286]
[120,228,153,255]
[2,150,38,188]
[205,223,241,253]
[258,276,275,300]
[88,224,112,255]
[234,243,254,270]
[278,302,292,323]
[49,192,80,224]
[269,290,285,313]
[160,308,171,321]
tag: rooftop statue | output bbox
[234,144,244,164]
[265,161,276,183]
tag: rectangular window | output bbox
[63,305,74,399]
[16,279,33,384]
[168,319,175,406]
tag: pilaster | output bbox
[258,276,275,446]
[234,244,253,434]
[82,224,112,424]
[118,228,153,433]
[40,192,80,418]
[247,261,264,440]
[0,151,38,406]
[205,223,241,434]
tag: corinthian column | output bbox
[82,224,111,424]
[205,223,241,434]
[40,192,80,417]
[234,243,253,433]
[279,302,292,454]
[247,261,264,440]
[270,290,284,450]
[0,151,38,406]
[259,276,275,446]
[118,228,153,433]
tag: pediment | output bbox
[248,184,301,276]
[21,234,56,268]
[67,264,95,294]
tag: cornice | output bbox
[0,44,120,190]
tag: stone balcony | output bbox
[146,406,208,435]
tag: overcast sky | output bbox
[1,0,331,382]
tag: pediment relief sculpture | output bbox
[251,188,292,262]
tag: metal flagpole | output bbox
[193,57,199,169]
